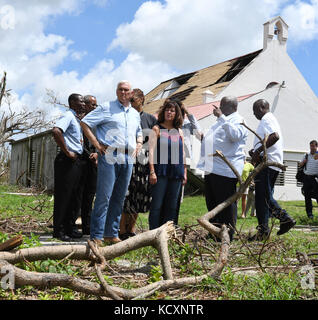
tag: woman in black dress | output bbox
[119,89,157,240]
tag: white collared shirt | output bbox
[253,112,283,172]
[197,112,248,178]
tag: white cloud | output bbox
[22,53,176,108]
[71,50,88,61]
[0,0,77,93]
[92,0,108,7]
[281,0,318,42]
[1,0,317,125]
[109,0,318,71]
[109,0,292,71]
[0,0,176,118]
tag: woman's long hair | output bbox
[157,99,183,129]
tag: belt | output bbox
[58,151,84,160]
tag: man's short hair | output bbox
[84,95,96,104]
[221,96,238,111]
[117,80,131,89]
[253,99,270,110]
[310,140,318,146]
[68,93,82,106]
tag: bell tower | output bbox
[263,16,289,51]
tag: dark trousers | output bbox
[303,174,318,216]
[204,173,238,240]
[149,176,182,230]
[254,167,281,233]
[53,152,84,235]
[74,158,97,233]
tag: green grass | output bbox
[136,193,318,231]
[0,184,53,222]
[1,183,318,300]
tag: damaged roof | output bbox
[143,49,262,115]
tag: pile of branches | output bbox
[0,215,49,235]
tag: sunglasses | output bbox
[131,97,140,103]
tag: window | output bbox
[152,80,180,101]
[275,160,300,187]
[151,72,196,102]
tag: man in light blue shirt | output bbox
[197,96,248,241]
[81,81,143,245]
[52,93,85,241]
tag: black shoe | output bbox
[53,232,71,242]
[248,226,269,242]
[119,233,129,241]
[274,210,296,236]
[307,213,314,219]
[82,227,90,236]
[248,231,269,242]
[66,229,83,239]
[127,232,136,238]
[277,216,296,235]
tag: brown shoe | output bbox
[91,239,104,247]
[103,237,122,245]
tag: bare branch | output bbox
[45,88,68,109]
[0,72,7,107]
[209,150,243,185]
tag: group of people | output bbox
[52,80,297,245]
[198,97,295,241]
[52,81,200,244]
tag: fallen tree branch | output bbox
[0,222,175,280]
[0,235,23,252]
[211,150,243,185]
[95,265,122,300]
[0,225,230,299]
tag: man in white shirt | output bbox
[197,96,248,241]
[249,99,296,240]
[299,140,318,219]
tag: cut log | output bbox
[0,235,23,252]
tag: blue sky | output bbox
[0,0,317,114]
[47,0,318,92]
[288,39,318,96]
[45,0,146,76]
